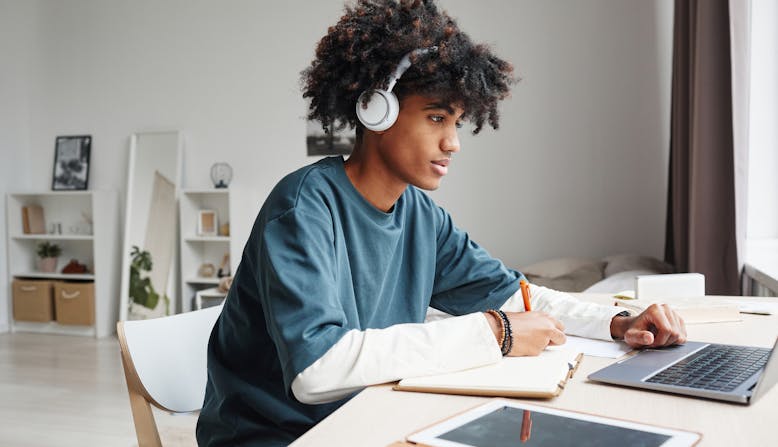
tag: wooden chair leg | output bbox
[121,353,163,447]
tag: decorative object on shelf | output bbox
[52,135,91,191]
[197,263,216,278]
[69,211,93,235]
[21,205,46,234]
[128,245,170,319]
[210,162,233,188]
[218,221,230,237]
[36,241,62,273]
[82,211,93,231]
[48,222,62,235]
[197,210,218,236]
[217,252,231,278]
[61,259,89,274]
[217,276,233,293]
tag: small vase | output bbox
[38,257,58,273]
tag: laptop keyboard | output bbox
[645,344,771,392]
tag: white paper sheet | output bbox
[725,300,778,315]
[554,335,632,358]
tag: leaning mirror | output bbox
[119,130,183,320]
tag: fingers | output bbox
[552,317,565,333]
[625,328,654,347]
[545,315,565,345]
[547,328,567,346]
[625,304,688,348]
[649,305,675,347]
[541,314,565,346]
[665,308,683,344]
[507,312,567,356]
[534,312,565,332]
[654,304,689,347]
[663,306,687,345]
[671,311,687,345]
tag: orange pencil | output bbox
[520,279,532,312]
[520,410,533,443]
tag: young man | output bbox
[196,1,686,445]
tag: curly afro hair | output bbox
[301,0,516,136]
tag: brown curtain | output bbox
[665,0,740,295]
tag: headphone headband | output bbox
[386,46,438,92]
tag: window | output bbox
[746,0,778,240]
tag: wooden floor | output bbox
[0,332,198,447]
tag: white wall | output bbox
[23,0,346,235]
[2,0,672,329]
[430,0,673,266]
[0,0,36,332]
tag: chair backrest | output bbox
[118,304,222,446]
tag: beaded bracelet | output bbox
[495,309,513,356]
[487,309,513,355]
[486,309,506,353]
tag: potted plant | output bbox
[36,241,62,273]
[128,245,170,319]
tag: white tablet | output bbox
[407,399,701,447]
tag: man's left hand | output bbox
[610,304,687,348]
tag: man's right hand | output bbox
[484,311,566,356]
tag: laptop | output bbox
[588,338,778,404]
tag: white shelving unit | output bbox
[179,189,234,312]
[5,191,119,337]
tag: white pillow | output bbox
[583,269,658,294]
[603,254,674,277]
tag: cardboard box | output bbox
[12,279,55,322]
[54,281,95,325]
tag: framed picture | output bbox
[197,210,218,236]
[306,119,355,156]
[52,135,91,190]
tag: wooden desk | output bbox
[291,295,778,447]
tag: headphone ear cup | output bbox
[356,89,399,132]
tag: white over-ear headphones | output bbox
[355,47,438,132]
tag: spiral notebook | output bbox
[394,348,582,399]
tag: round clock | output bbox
[210,162,233,188]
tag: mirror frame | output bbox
[119,130,183,321]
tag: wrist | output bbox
[610,313,634,340]
[486,310,513,356]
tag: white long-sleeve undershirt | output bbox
[291,284,625,404]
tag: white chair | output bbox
[117,304,223,447]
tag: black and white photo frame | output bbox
[305,119,355,156]
[52,135,91,190]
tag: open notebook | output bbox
[394,348,582,399]
[614,297,741,324]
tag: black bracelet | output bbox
[495,309,513,356]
